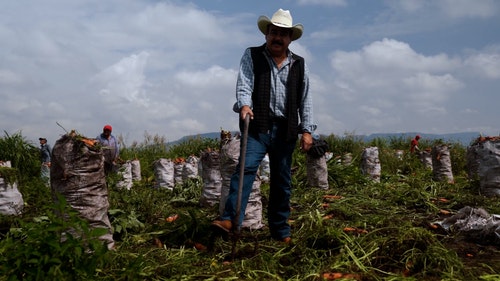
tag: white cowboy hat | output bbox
[257,8,303,41]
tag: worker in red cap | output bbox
[410,135,420,154]
[96,124,120,175]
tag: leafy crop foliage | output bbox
[0,195,109,280]
[0,131,39,178]
[0,132,499,280]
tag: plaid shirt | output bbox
[236,47,317,134]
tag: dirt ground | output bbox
[446,238,500,276]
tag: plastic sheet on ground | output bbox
[434,206,500,246]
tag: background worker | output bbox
[411,135,421,153]
[39,137,51,186]
[96,124,120,175]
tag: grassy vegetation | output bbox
[0,131,499,280]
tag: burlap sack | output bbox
[50,133,114,249]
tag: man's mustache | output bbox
[271,40,284,46]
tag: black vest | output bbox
[243,44,304,141]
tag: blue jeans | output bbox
[221,122,296,240]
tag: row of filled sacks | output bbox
[0,160,24,216]
[116,159,142,190]
[151,135,269,230]
[360,145,454,183]
[151,135,334,229]
[152,147,271,193]
[152,155,201,190]
[152,149,330,193]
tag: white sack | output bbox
[173,159,185,185]
[360,147,381,182]
[199,150,222,207]
[183,155,199,181]
[306,154,329,189]
[0,177,24,216]
[432,145,454,183]
[154,158,175,190]
[117,161,133,190]
[131,159,141,181]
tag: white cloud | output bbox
[359,105,382,116]
[0,69,22,85]
[330,38,462,101]
[464,51,500,79]
[403,73,463,102]
[318,38,468,134]
[175,66,237,90]
[359,39,459,72]
[93,52,151,107]
[170,118,206,135]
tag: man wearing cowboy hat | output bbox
[213,9,316,244]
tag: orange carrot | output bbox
[166,214,179,222]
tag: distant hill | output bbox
[167,132,224,147]
[170,131,483,147]
[172,132,223,143]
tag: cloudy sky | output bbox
[1,0,499,146]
